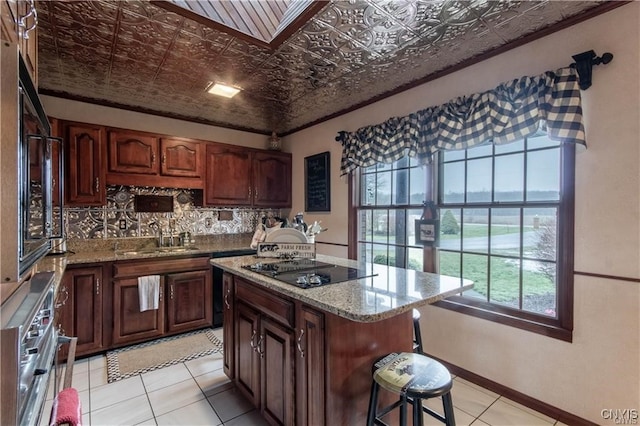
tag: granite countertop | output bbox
[211,254,473,323]
[64,234,255,264]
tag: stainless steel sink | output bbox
[157,247,200,253]
[116,247,200,257]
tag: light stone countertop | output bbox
[64,234,255,264]
[211,254,473,323]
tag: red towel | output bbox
[49,387,82,426]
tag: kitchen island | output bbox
[211,254,472,425]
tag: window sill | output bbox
[434,297,573,342]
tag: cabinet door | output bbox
[204,144,252,206]
[1,0,18,43]
[235,302,260,407]
[260,317,295,426]
[108,131,159,175]
[252,152,292,208]
[295,305,325,426]
[166,270,212,334]
[60,266,104,356]
[112,277,164,346]
[65,124,105,206]
[17,0,37,84]
[222,272,234,379]
[160,138,202,178]
[49,118,62,207]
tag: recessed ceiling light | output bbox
[207,82,241,98]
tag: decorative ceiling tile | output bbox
[37,0,619,134]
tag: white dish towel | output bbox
[138,275,160,312]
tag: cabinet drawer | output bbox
[113,256,210,278]
[236,278,294,328]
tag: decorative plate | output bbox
[264,228,308,243]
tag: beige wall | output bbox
[41,95,270,150]
[287,3,640,423]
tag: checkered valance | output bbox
[336,67,585,175]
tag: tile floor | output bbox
[42,328,569,426]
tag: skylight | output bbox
[159,0,318,47]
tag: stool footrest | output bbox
[411,398,447,423]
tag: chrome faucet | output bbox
[148,222,164,247]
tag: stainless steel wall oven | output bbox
[1,271,57,425]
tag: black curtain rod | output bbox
[570,50,613,90]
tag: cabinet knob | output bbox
[151,153,156,165]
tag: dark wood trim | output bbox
[434,298,572,342]
[314,241,348,248]
[558,143,576,333]
[347,172,357,260]
[282,1,629,137]
[270,2,328,49]
[574,271,640,283]
[39,90,272,136]
[426,354,600,426]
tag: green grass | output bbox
[440,224,527,240]
[366,247,553,302]
[439,252,555,302]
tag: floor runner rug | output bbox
[106,328,222,383]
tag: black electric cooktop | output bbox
[242,259,377,289]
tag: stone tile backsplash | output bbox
[65,185,281,240]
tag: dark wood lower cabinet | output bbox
[56,256,214,357]
[224,273,413,425]
[110,256,213,348]
[222,273,235,379]
[57,265,104,357]
[260,318,294,426]
[236,302,261,407]
[295,304,325,426]
[166,270,212,333]
[112,277,165,346]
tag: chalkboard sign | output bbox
[305,151,331,212]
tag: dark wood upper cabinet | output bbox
[253,151,291,208]
[108,130,159,175]
[2,1,37,82]
[160,138,202,178]
[65,122,106,206]
[205,144,253,206]
[106,130,203,189]
[205,144,292,208]
[56,118,289,203]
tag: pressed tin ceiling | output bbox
[36,0,619,136]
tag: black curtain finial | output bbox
[571,50,614,90]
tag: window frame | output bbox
[350,142,575,342]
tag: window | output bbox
[355,133,574,340]
[356,156,428,272]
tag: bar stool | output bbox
[412,309,423,354]
[366,352,455,426]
